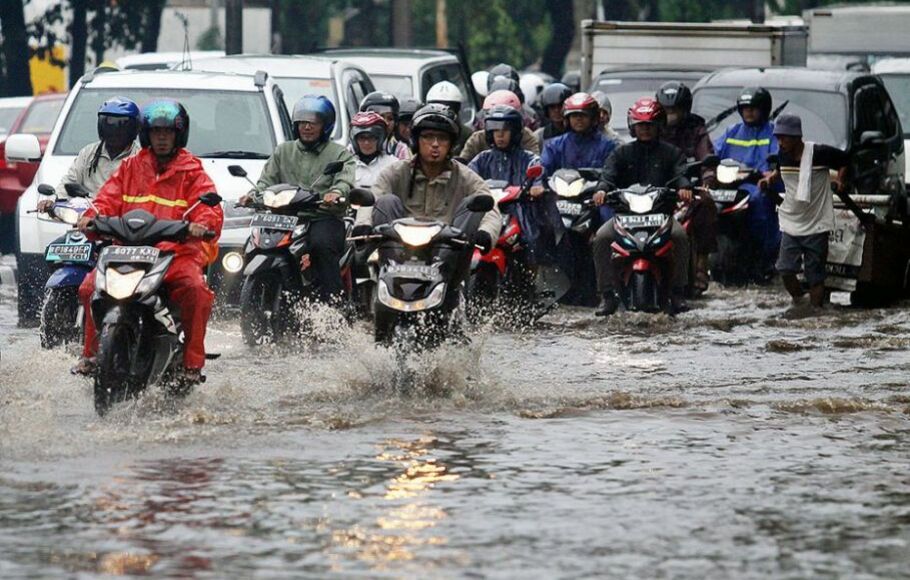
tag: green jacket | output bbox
[256,139,355,218]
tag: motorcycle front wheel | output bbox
[94,322,146,416]
[240,274,282,346]
[39,287,79,349]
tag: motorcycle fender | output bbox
[45,266,90,289]
[243,253,291,277]
[99,303,140,327]
[476,247,507,275]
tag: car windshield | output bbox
[54,88,276,157]
[19,98,65,135]
[272,76,341,139]
[693,87,849,149]
[0,107,25,135]
[590,77,703,133]
[370,74,414,101]
[878,74,910,137]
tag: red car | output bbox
[0,92,66,253]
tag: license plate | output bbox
[712,189,739,203]
[617,213,665,229]
[556,200,583,216]
[251,213,298,231]
[385,263,442,281]
[102,246,160,264]
[46,243,92,263]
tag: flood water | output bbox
[2,283,909,578]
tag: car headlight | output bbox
[393,223,442,247]
[222,251,244,273]
[716,162,740,184]
[105,268,145,299]
[263,189,296,208]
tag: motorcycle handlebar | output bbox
[203,230,217,240]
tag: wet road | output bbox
[2,283,909,578]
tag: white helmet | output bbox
[426,80,464,114]
[520,73,546,107]
[471,71,490,98]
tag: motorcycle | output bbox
[87,191,222,416]
[227,164,374,345]
[605,184,682,313]
[707,158,764,285]
[548,167,603,306]
[355,194,495,349]
[469,165,569,323]
[32,183,105,349]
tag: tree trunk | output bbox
[541,0,574,78]
[602,0,633,20]
[391,0,412,47]
[90,4,106,65]
[68,0,87,84]
[0,0,34,96]
[141,0,166,53]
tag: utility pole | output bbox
[225,0,243,55]
[435,0,448,48]
[391,0,412,47]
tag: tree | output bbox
[541,0,574,78]
[0,0,33,97]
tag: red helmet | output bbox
[562,92,599,119]
[627,97,666,131]
[483,89,521,111]
[350,111,388,153]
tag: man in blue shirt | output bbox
[714,87,780,279]
[541,92,619,175]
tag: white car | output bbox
[872,58,910,185]
[0,96,33,144]
[6,68,293,324]
[185,54,374,146]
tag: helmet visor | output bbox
[365,104,395,115]
[296,111,323,124]
[484,119,511,131]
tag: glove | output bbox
[351,224,373,238]
[474,230,494,254]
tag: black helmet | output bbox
[359,91,400,120]
[488,76,525,104]
[736,86,772,123]
[484,104,523,148]
[656,81,693,115]
[561,70,581,94]
[540,82,572,109]
[139,99,190,149]
[487,63,520,88]
[409,103,460,151]
[399,98,421,122]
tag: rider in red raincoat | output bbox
[74,100,223,382]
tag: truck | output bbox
[579,20,809,90]
[804,5,910,70]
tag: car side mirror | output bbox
[37,184,56,197]
[860,130,885,148]
[199,192,223,206]
[4,133,41,163]
[228,165,248,178]
[349,187,375,207]
[323,161,345,175]
[467,193,495,213]
[64,183,92,198]
[526,165,544,180]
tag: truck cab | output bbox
[694,67,909,303]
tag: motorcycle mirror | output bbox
[228,165,248,178]
[37,184,56,197]
[526,165,544,180]
[467,194,495,213]
[859,130,885,148]
[766,154,780,171]
[577,168,602,182]
[199,192,223,207]
[64,183,92,198]
[323,161,345,176]
[701,155,719,169]
[349,187,375,208]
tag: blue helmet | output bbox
[484,104,523,148]
[292,95,336,142]
[97,96,140,142]
[139,99,190,149]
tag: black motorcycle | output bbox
[227,164,374,345]
[88,193,222,416]
[355,194,494,350]
[707,158,764,285]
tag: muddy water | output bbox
[1,284,909,578]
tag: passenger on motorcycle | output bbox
[591,97,692,316]
[591,91,625,145]
[534,82,572,144]
[426,81,473,155]
[657,81,719,294]
[541,92,619,176]
[349,111,398,188]
[360,91,411,160]
[468,104,560,265]
[241,95,356,305]
[459,90,541,163]
[74,99,224,382]
[38,97,141,212]
[396,98,421,146]
[713,86,780,279]
[363,104,501,276]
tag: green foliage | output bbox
[197,26,223,51]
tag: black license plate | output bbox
[102,246,160,264]
[251,213,298,231]
[46,243,92,263]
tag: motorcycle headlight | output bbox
[393,223,442,247]
[263,189,297,208]
[624,192,657,213]
[222,251,244,273]
[552,177,585,198]
[716,163,740,184]
[53,206,82,225]
[105,268,145,299]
